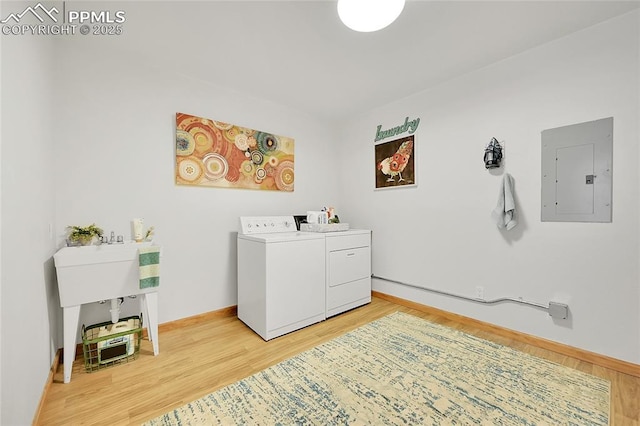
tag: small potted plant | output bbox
[67,223,104,246]
[144,226,155,241]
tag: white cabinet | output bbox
[325,230,371,317]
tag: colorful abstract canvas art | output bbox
[175,113,295,191]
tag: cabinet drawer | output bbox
[325,233,370,252]
[328,246,370,287]
[327,277,371,313]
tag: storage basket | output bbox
[82,315,142,373]
[300,223,350,232]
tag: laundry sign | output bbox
[374,117,420,142]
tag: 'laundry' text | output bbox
[375,117,420,142]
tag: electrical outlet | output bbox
[475,286,484,300]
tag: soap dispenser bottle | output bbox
[133,218,144,242]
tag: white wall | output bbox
[0,25,58,425]
[338,11,640,364]
[0,10,4,424]
[52,42,340,330]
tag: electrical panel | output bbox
[541,117,612,222]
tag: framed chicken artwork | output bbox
[375,135,415,189]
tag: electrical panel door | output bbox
[555,143,594,215]
[541,117,612,222]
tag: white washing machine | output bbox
[237,216,326,340]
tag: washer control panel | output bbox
[239,216,297,235]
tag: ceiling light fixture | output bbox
[337,0,406,33]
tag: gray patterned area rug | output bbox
[143,312,610,425]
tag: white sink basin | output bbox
[53,241,159,307]
[54,241,154,267]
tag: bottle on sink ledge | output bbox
[132,218,144,242]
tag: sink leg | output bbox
[142,292,159,355]
[63,305,81,383]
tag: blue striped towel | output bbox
[139,245,160,289]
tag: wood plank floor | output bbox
[37,296,639,425]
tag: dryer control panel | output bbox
[239,216,296,235]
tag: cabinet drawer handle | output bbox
[346,253,355,257]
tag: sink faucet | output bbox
[99,231,123,244]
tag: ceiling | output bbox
[67,1,640,122]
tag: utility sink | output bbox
[54,241,152,266]
[54,240,153,266]
[53,241,161,383]
[54,241,157,307]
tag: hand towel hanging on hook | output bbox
[492,173,518,230]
